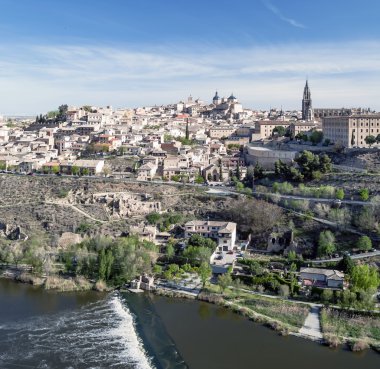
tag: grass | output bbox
[204,284,310,329]
[238,296,310,328]
[321,308,380,342]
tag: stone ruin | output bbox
[0,222,28,241]
[91,192,161,219]
[267,226,296,254]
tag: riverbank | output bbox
[2,267,380,355]
[153,283,380,354]
[0,266,111,292]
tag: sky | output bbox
[0,0,380,115]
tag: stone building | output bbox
[184,220,237,251]
[299,268,345,289]
[244,145,296,169]
[322,114,380,148]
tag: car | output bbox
[227,251,233,255]
[56,173,62,176]
[27,172,35,176]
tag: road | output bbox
[252,190,370,206]
[308,250,380,264]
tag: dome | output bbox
[228,93,236,101]
[213,91,220,100]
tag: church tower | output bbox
[302,80,313,121]
[213,91,221,105]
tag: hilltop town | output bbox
[0,82,380,351]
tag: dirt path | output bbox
[299,306,323,340]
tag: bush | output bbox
[277,284,290,297]
[318,230,336,257]
[359,188,369,201]
[146,212,161,224]
[357,236,372,251]
[350,340,369,352]
[335,188,345,200]
[57,189,69,198]
[76,223,93,235]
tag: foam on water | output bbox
[0,293,155,369]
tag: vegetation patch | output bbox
[238,295,310,328]
[321,308,380,343]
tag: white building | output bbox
[184,220,237,251]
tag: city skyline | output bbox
[1,0,380,114]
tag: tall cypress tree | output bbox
[185,120,189,140]
[236,161,241,180]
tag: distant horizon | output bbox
[1,0,379,115]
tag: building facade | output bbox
[322,114,380,148]
[184,220,237,251]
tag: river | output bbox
[0,278,378,369]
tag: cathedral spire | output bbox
[302,80,313,121]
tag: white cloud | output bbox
[262,0,306,29]
[0,40,380,114]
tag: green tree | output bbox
[350,264,379,291]
[335,188,345,200]
[188,234,216,249]
[146,212,161,224]
[365,135,376,147]
[198,262,212,287]
[295,132,308,141]
[185,120,189,140]
[272,126,286,137]
[51,165,60,174]
[195,174,205,184]
[321,289,333,304]
[357,235,372,251]
[309,130,324,145]
[359,188,369,201]
[287,250,297,262]
[254,162,264,180]
[183,246,211,265]
[235,181,244,191]
[152,264,163,276]
[217,273,232,293]
[71,165,80,175]
[338,254,354,274]
[166,243,175,259]
[236,161,241,180]
[317,230,336,257]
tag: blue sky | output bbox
[0,0,379,114]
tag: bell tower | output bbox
[302,80,313,121]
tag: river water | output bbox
[0,278,378,369]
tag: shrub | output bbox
[318,230,336,257]
[359,188,369,201]
[324,333,342,348]
[76,223,93,235]
[57,189,69,198]
[350,340,369,352]
[335,188,345,200]
[146,212,161,224]
[357,236,372,251]
[277,284,290,297]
